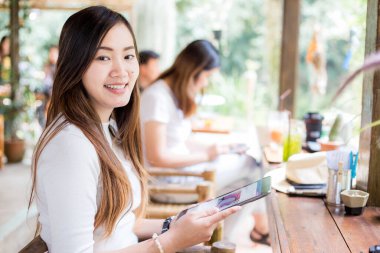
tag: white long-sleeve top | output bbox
[36,119,141,253]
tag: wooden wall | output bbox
[359,0,380,206]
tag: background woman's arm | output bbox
[144,121,212,168]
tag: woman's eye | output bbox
[125,54,135,60]
[96,56,110,61]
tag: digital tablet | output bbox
[177,176,271,219]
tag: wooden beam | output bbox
[1,0,136,11]
[9,0,20,101]
[359,0,380,206]
[278,0,300,115]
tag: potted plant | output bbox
[314,52,380,151]
[317,114,344,151]
[1,85,33,163]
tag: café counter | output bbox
[266,190,380,252]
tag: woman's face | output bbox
[48,47,59,65]
[1,37,10,56]
[188,68,218,98]
[82,23,139,122]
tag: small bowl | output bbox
[340,190,369,215]
[317,139,343,151]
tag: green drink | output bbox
[282,134,302,162]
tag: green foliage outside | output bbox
[176,0,278,127]
[176,0,367,130]
[0,9,71,141]
[297,0,367,119]
[0,1,368,135]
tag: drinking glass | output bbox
[282,119,304,162]
[267,111,289,145]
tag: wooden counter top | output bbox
[266,190,380,253]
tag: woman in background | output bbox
[140,40,269,245]
[141,40,256,197]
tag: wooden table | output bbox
[267,190,380,253]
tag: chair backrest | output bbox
[147,167,216,201]
[147,167,224,245]
[19,235,48,253]
[147,167,215,181]
[146,167,216,214]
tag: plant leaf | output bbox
[331,52,380,103]
[360,119,380,132]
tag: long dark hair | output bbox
[30,6,147,237]
[158,40,220,117]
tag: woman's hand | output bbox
[162,206,241,251]
[206,144,229,161]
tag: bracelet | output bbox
[152,233,164,253]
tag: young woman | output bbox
[30,6,239,253]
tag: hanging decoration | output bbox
[306,27,327,96]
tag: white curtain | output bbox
[133,0,176,69]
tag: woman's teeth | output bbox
[104,84,126,89]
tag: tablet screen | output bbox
[177,176,271,218]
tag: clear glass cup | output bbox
[267,111,290,145]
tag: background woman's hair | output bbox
[158,40,220,117]
[30,5,147,237]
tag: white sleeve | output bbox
[38,132,100,253]
[140,89,171,124]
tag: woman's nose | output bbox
[110,58,128,79]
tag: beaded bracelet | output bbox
[152,233,164,253]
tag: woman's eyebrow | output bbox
[97,46,135,51]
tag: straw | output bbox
[279,89,292,111]
[284,111,292,161]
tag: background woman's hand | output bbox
[206,144,230,161]
[165,206,241,250]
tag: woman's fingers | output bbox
[193,207,219,219]
[201,206,241,224]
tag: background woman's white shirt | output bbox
[140,79,192,160]
[36,119,141,252]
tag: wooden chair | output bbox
[146,167,215,219]
[146,167,223,244]
[18,235,48,253]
